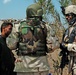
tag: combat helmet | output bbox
[26,3,43,18]
[65,5,76,15]
[61,5,76,25]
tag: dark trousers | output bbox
[0,69,17,75]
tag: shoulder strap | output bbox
[65,26,76,43]
[69,26,76,35]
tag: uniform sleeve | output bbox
[45,23,60,53]
[67,43,76,52]
[7,32,19,50]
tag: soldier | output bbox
[60,5,76,75]
[8,3,59,75]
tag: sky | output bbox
[0,0,34,19]
[0,0,62,20]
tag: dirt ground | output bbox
[47,49,69,75]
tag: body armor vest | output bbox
[64,26,76,43]
[17,21,47,56]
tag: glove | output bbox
[68,43,76,52]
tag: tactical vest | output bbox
[63,25,76,43]
[17,21,47,56]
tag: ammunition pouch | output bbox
[17,50,46,56]
[17,42,47,56]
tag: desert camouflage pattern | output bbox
[5,2,60,73]
[6,20,59,54]
[6,22,20,50]
[62,22,76,75]
[65,5,76,15]
[15,20,60,72]
[68,25,76,75]
[5,19,60,72]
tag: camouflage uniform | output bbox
[61,5,76,75]
[7,3,59,75]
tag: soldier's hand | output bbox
[15,58,22,63]
[71,44,76,52]
[68,43,76,52]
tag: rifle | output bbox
[59,43,69,75]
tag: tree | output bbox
[59,0,71,28]
[34,0,65,42]
[34,0,54,21]
[59,0,71,7]
[71,0,76,4]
